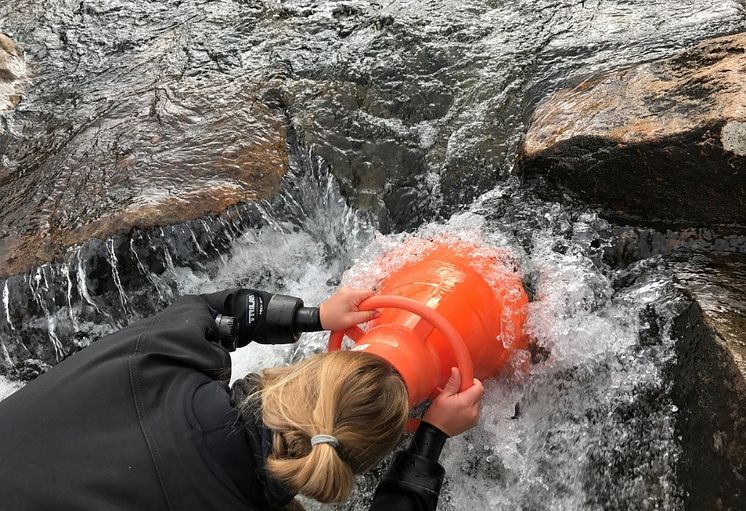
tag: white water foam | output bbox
[0,375,22,401]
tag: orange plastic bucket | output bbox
[328,242,529,406]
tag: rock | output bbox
[286,74,438,232]
[519,32,746,227]
[0,77,289,279]
[599,223,746,507]
[0,33,28,111]
[0,0,547,276]
[671,253,746,510]
[274,3,515,231]
[0,3,299,280]
[602,225,746,269]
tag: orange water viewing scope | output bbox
[328,241,529,406]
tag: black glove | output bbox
[202,288,324,351]
[229,289,303,348]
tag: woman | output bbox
[0,287,484,510]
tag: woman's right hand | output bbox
[319,287,381,331]
[422,367,485,437]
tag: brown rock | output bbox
[0,79,289,279]
[519,32,746,227]
[0,33,28,111]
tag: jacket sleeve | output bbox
[370,422,448,511]
[133,294,233,381]
[200,288,323,349]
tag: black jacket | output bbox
[0,291,446,510]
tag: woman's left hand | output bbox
[319,287,381,331]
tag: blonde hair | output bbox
[252,351,409,503]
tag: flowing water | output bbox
[2,0,746,509]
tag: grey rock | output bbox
[671,253,746,510]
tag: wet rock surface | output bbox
[673,252,746,382]
[0,2,289,279]
[602,225,746,270]
[0,0,535,278]
[5,0,737,280]
[0,201,265,376]
[273,2,533,231]
[519,32,746,227]
[0,33,27,111]
[672,286,746,509]
[599,226,746,509]
[518,33,746,499]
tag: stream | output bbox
[2,1,746,509]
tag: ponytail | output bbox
[251,351,408,503]
[266,434,354,502]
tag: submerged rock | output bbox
[0,33,27,111]
[287,78,432,230]
[519,32,746,227]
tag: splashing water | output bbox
[2,281,14,331]
[105,166,681,509]
[302,186,685,510]
[0,375,22,401]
